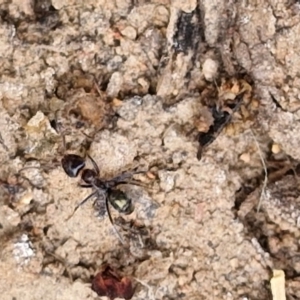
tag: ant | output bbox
[61,153,145,243]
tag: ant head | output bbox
[108,189,134,215]
[82,168,98,184]
[61,154,85,178]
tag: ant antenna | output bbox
[112,167,145,181]
[87,154,100,176]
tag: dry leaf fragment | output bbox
[92,265,134,300]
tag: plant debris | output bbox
[271,270,286,300]
[197,78,254,159]
[91,266,134,300]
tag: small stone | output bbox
[146,171,156,180]
[26,111,47,128]
[19,191,34,205]
[112,98,123,107]
[225,123,235,136]
[239,152,250,163]
[271,143,281,154]
[1,206,21,227]
[153,6,170,27]
[172,151,187,165]
[13,234,35,265]
[121,26,137,40]
[289,101,300,112]
[251,98,260,109]
[106,72,123,98]
[51,0,66,10]
[116,96,142,121]
[194,203,205,223]
[137,77,149,92]
[202,58,218,81]
[172,0,197,13]
[229,258,239,269]
[158,170,176,192]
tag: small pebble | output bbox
[239,152,250,163]
[121,26,137,40]
[19,192,34,205]
[112,98,123,107]
[202,58,218,81]
[271,143,281,154]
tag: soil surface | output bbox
[1,1,300,299]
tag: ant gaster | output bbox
[61,153,144,243]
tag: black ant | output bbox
[61,153,145,243]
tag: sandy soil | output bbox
[1,0,300,299]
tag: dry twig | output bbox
[133,277,156,300]
[249,129,268,212]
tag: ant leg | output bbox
[112,170,145,183]
[66,191,97,221]
[79,184,92,188]
[104,194,125,244]
[124,179,148,187]
[112,180,147,188]
[87,154,100,176]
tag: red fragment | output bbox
[91,266,134,300]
